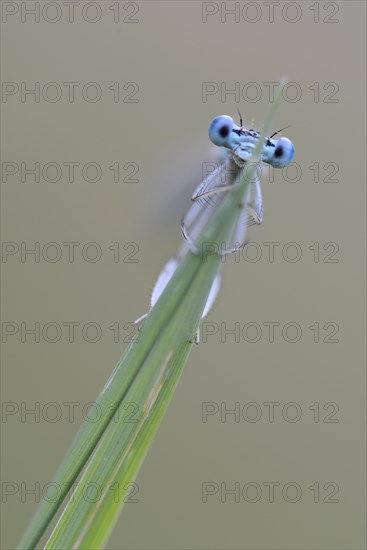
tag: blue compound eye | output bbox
[208,115,236,148]
[270,137,295,168]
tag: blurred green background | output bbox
[1,1,365,548]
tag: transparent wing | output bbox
[246,178,263,227]
[150,257,179,307]
[150,253,221,321]
[181,156,242,249]
[181,155,263,252]
[191,154,241,205]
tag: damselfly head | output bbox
[208,115,294,168]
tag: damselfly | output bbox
[135,115,294,341]
[181,114,294,254]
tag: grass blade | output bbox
[19,89,283,549]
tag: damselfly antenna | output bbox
[270,126,291,139]
[236,107,243,128]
